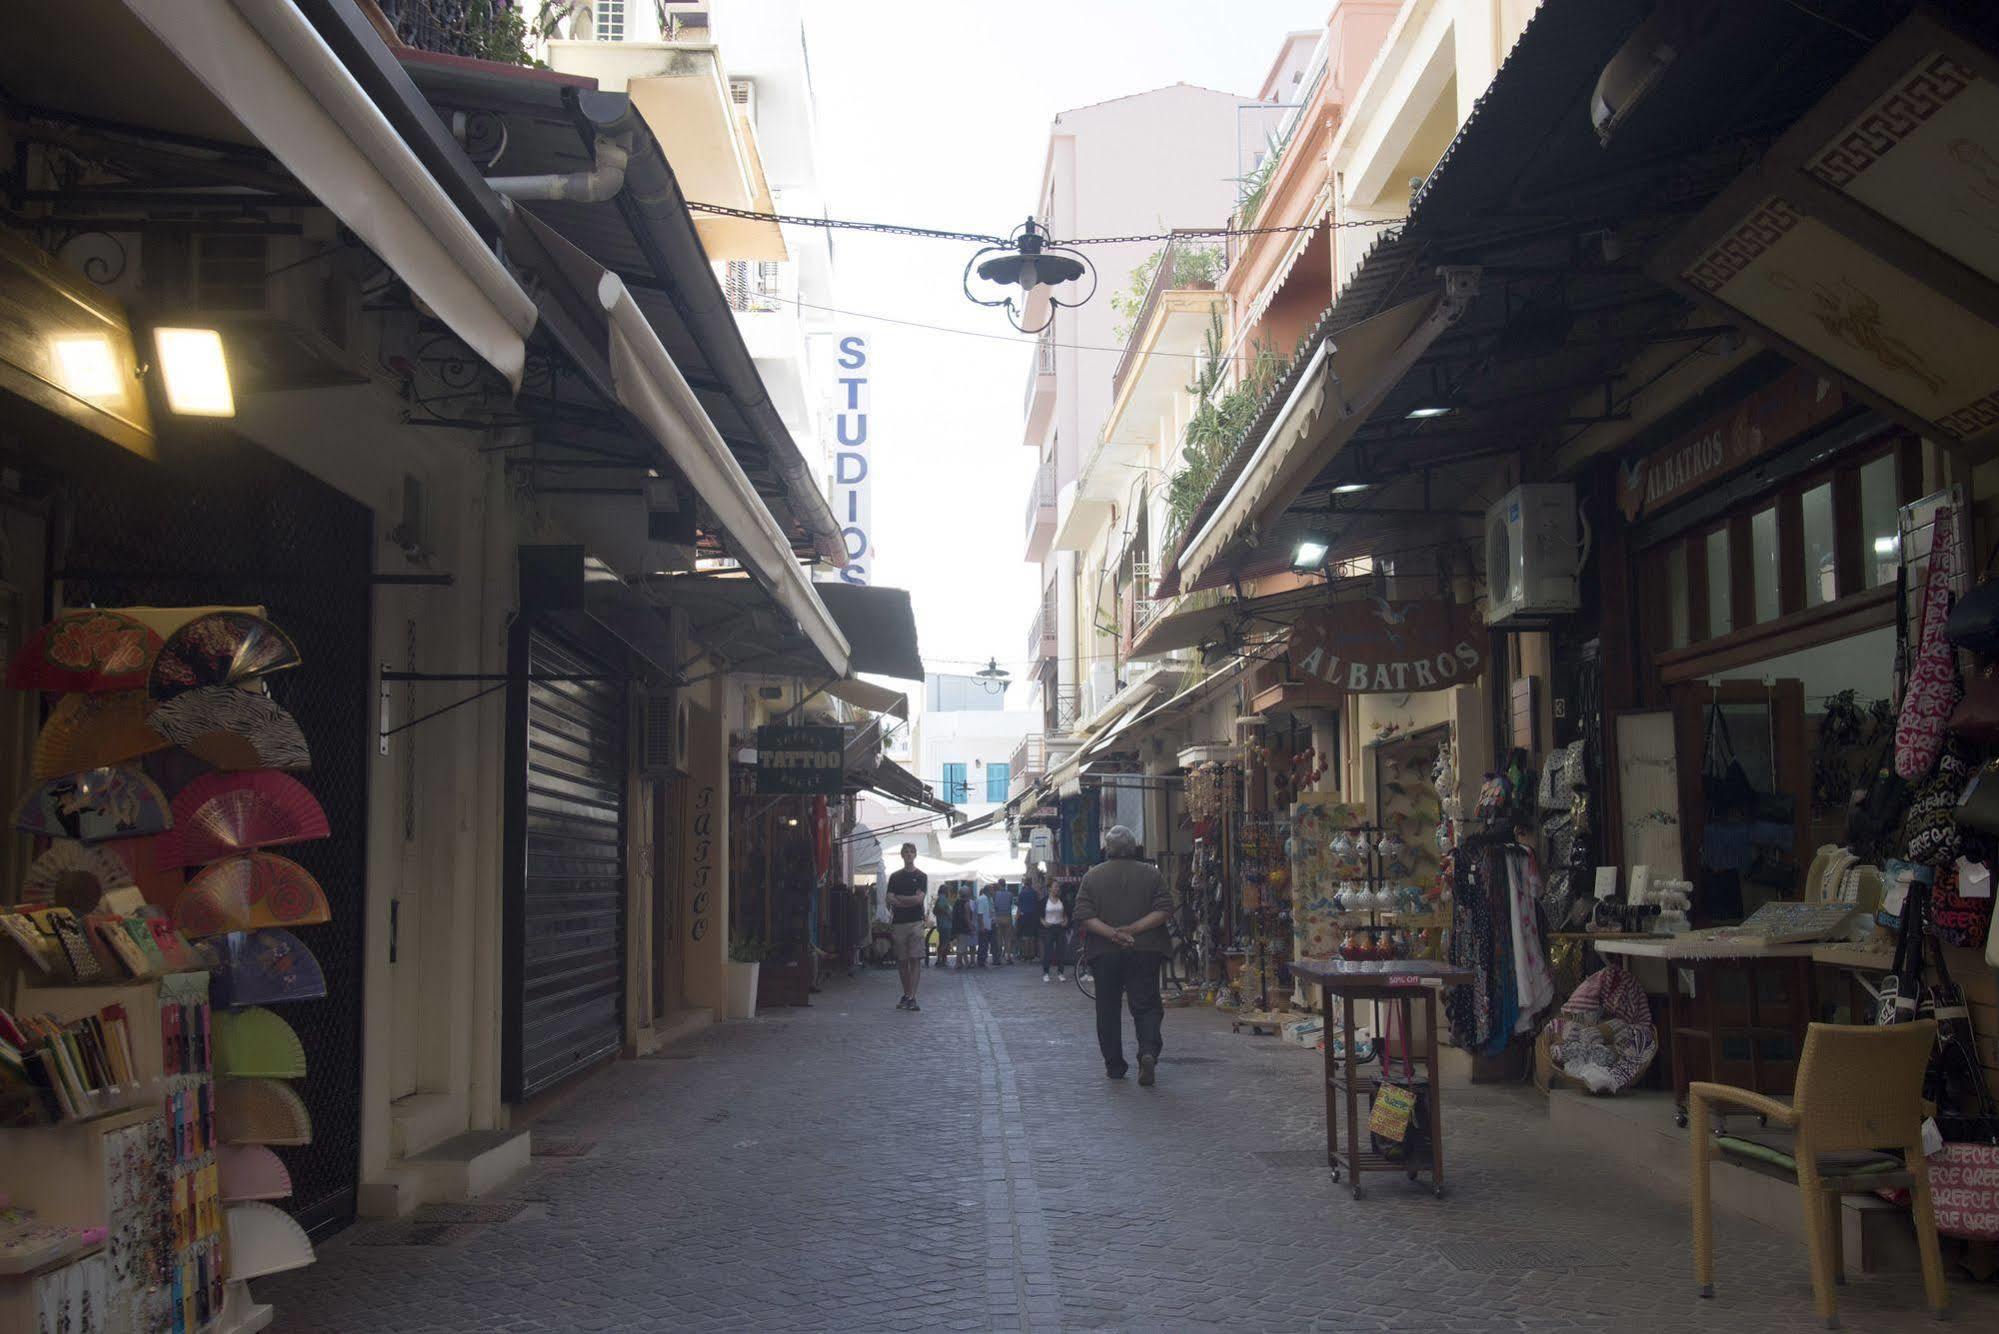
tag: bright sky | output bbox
[806,1,1332,681]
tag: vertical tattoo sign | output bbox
[833,334,872,585]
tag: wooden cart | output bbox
[1292,959,1473,1200]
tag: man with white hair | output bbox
[1074,824,1175,1085]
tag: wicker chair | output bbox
[1688,1020,1948,1328]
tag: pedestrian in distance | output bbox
[1074,825,1174,1084]
[951,887,976,968]
[933,884,955,970]
[885,844,929,1011]
[991,881,1016,964]
[1016,879,1041,963]
[1040,880,1069,982]
[973,882,997,966]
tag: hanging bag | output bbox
[1948,661,1999,743]
[1367,1001,1431,1163]
[1896,506,1962,780]
[1944,538,1999,654]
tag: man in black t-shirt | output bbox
[885,843,929,1012]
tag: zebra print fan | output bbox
[149,688,311,771]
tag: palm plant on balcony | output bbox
[1164,313,1282,547]
[1110,243,1224,344]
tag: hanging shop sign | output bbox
[1287,599,1484,694]
[1616,366,1847,521]
[755,724,845,794]
[831,333,873,585]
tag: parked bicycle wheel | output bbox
[1074,933,1095,1001]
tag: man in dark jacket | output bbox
[1074,825,1174,1085]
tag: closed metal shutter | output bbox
[512,630,626,1099]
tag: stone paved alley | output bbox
[265,965,1999,1333]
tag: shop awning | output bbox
[1176,287,1470,589]
[853,755,957,818]
[824,677,909,720]
[1080,684,1170,760]
[1131,584,1327,658]
[812,584,925,682]
[120,0,537,389]
[949,806,1008,838]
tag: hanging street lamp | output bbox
[963,218,1095,333]
[975,656,1011,695]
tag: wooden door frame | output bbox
[1671,678,1808,922]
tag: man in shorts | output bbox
[886,843,929,1011]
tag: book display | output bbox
[1,608,327,1333]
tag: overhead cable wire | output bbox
[684,202,1408,248]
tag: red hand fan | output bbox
[157,772,328,869]
[175,854,330,937]
[7,609,162,692]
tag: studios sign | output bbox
[1287,598,1485,694]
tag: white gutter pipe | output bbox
[488,138,630,204]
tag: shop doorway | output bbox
[1672,679,1807,922]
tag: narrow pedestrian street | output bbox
[263,965,1996,1334]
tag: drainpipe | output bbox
[486,136,630,203]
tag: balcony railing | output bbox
[1010,732,1047,783]
[1110,231,1223,403]
[1045,685,1082,735]
[1027,587,1056,663]
[375,0,534,63]
[1023,456,1057,539]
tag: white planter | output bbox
[724,961,761,1020]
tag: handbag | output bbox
[1945,539,1999,654]
[1956,759,1999,836]
[1897,505,1963,780]
[1947,659,1999,743]
[1930,860,1995,950]
[1904,740,1973,867]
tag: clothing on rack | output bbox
[1445,837,1555,1054]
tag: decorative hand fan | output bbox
[148,613,300,701]
[214,1008,307,1079]
[13,766,172,842]
[224,1202,315,1279]
[7,609,162,693]
[174,855,330,937]
[217,1145,292,1202]
[31,692,168,779]
[216,1077,312,1146]
[148,688,310,771]
[22,840,137,910]
[156,772,328,868]
[210,929,327,1007]
[106,836,188,909]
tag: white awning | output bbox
[1178,281,1475,589]
[126,0,538,389]
[825,678,909,720]
[600,270,850,678]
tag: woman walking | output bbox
[1041,881,1070,982]
[933,885,955,969]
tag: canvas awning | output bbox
[1177,287,1472,588]
[121,0,537,388]
[1130,585,1327,658]
[813,584,925,682]
[854,755,956,818]
[824,678,909,720]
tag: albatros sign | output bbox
[1286,598,1485,695]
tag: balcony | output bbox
[1026,585,1057,663]
[1023,456,1057,562]
[1044,685,1082,737]
[1009,734,1047,800]
[1111,232,1222,405]
[1022,329,1056,446]
[375,1,534,61]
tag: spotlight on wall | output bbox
[1405,405,1452,419]
[49,334,124,401]
[152,327,235,416]
[1291,536,1331,572]
[1331,482,1372,494]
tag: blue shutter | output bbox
[986,763,1011,803]
[941,762,968,804]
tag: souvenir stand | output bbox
[0,608,330,1333]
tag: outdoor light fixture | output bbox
[1405,405,1452,419]
[1291,537,1331,572]
[152,327,234,417]
[964,218,1095,334]
[1331,482,1372,494]
[975,656,1011,695]
[49,334,124,401]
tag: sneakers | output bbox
[906,1000,921,1012]
[1137,1054,1158,1087]
[1042,973,1051,983]
[896,996,912,1010]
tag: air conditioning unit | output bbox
[638,686,689,776]
[180,230,364,390]
[728,77,756,127]
[1484,483,1582,625]
[1086,661,1118,718]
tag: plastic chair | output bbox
[1688,1020,1948,1328]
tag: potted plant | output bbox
[726,930,771,1020]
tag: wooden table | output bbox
[1594,937,1819,1126]
[1291,959,1474,1201]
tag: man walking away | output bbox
[992,882,1016,964]
[973,883,996,966]
[886,844,929,1011]
[1075,826,1173,1084]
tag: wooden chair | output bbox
[1688,1020,1948,1328]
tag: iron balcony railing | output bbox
[1046,685,1082,735]
[1010,732,1047,783]
[1021,329,1056,416]
[1110,230,1222,403]
[375,0,532,61]
[1023,456,1057,538]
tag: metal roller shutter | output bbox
[511,629,627,1099]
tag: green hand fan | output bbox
[213,1008,306,1079]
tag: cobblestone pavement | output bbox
[265,962,1999,1332]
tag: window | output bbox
[1666,543,1690,649]
[1859,454,1900,588]
[594,0,626,41]
[1801,482,1835,609]
[986,763,1011,803]
[1705,527,1733,637]
[1751,506,1779,624]
[941,762,968,805]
